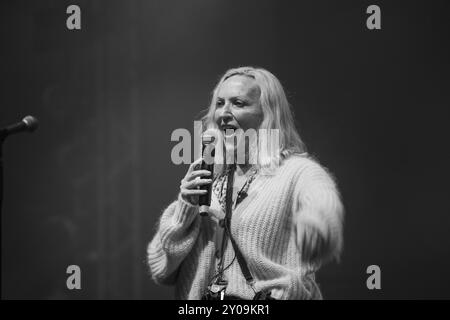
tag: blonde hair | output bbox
[201,66,307,174]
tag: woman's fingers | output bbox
[298,224,328,263]
[179,187,206,206]
[187,170,212,181]
[183,178,212,189]
[300,227,312,260]
[187,158,204,174]
[305,230,321,262]
[179,158,212,206]
[181,189,208,196]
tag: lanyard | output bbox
[215,164,255,287]
[215,165,235,283]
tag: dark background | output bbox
[1,0,449,299]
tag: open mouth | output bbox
[224,129,235,138]
[221,125,237,138]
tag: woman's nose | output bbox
[218,103,233,121]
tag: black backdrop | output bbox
[1,0,449,299]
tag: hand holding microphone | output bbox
[198,130,216,216]
[179,157,212,206]
[179,129,216,212]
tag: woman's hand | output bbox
[179,158,213,206]
[297,223,330,265]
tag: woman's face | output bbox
[214,75,264,161]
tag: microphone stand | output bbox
[0,134,4,220]
[0,119,38,250]
[0,133,5,216]
[0,120,37,299]
[0,136,3,300]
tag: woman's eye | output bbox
[216,100,224,107]
[234,100,244,107]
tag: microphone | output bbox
[0,115,39,139]
[199,129,217,216]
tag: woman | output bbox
[147,67,344,300]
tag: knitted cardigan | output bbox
[147,154,344,300]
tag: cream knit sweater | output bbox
[147,154,344,300]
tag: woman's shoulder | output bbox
[280,152,322,172]
[280,153,337,184]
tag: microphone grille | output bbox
[22,115,39,132]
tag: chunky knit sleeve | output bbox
[293,158,344,264]
[147,194,201,285]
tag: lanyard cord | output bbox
[216,164,256,289]
[215,165,235,282]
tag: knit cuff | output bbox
[158,195,200,255]
[147,236,171,284]
[173,193,199,226]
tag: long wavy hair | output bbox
[201,67,307,174]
